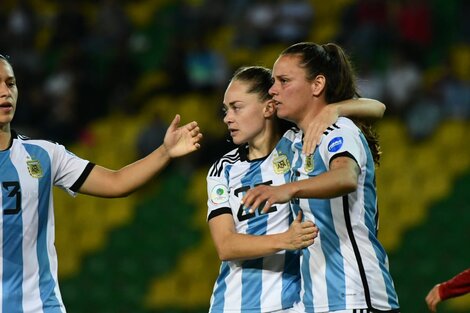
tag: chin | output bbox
[232,139,244,145]
[276,109,289,120]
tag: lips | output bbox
[0,102,14,113]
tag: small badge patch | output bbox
[304,154,314,173]
[210,184,229,204]
[27,159,43,178]
[328,137,343,152]
[273,152,290,174]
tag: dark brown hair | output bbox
[231,66,294,135]
[280,42,381,165]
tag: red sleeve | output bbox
[438,269,470,300]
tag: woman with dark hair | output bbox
[0,54,202,313]
[207,63,389,312]
[242,43,400,312]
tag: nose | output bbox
[223,110,232,125]
[268,84,277,97]
[0,82,11,98]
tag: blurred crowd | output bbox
[0,0,469,146]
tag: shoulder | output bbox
[320,117,359,140]
[207,147,241,178]
[282,127,301,141]
[13,131,61,150]
[331,117,359,132]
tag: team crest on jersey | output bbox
[304,154,314,173]
[210,184,229,204]
[273,152,290,174]
[27,159,43,178]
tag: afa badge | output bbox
[27,159,43,178]
[304,154,314,173]
[273,152,290,174]
[210,184,229,204]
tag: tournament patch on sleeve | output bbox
[327,136,344,152]
[210,184,229,204]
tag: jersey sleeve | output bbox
[318,120,364,169]
[206,163,231,222]
[439,268,470,300]
[51,143,94,196]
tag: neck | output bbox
[248,125,280,160]
[0,125,12,150]
[297,102,327,132]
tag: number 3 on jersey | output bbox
[235,181,277,222]
[2,181,21,215]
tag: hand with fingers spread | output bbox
[302,105,339,155]
[163,114,203,158]
[242,184,294,214]
[283,211,318,250]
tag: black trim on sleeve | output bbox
[207,207,232,221]
[329,151,357,165]
[70,162,96,192]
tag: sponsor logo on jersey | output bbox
[27,159,43,178]
[210,184,229,204]
[328,136,343,152]
[304,154,314,173]
[273,152,290,174]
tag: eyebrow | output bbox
[226,100,242,106]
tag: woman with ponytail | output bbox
[242,42,400,313]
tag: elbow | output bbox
[342,179,358,194]
[378,101,386,118]
[216,248,235,262]
[339,172,358,194]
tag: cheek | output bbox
[242,112,264,131]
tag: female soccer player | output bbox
[242,42,400,312]
[0,54,202,313]
[207,65,387,312]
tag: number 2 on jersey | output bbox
[235,181,277,222]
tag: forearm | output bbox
[439,269,470,300]
[79,145,172,197]
[114,145,171,194]
[216,232,291,261]
[288,167,358,199]
[333,98,386,120]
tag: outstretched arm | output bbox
[78,114,202,197]
[209,211,317,261]
[303,98,385,155]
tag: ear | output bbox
[263,99,277,118]
[311,74,326,96]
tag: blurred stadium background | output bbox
[1,0,469,312]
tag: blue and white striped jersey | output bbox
[206,137,300,313]
[287,118,399,312]
[0,131,93,313]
